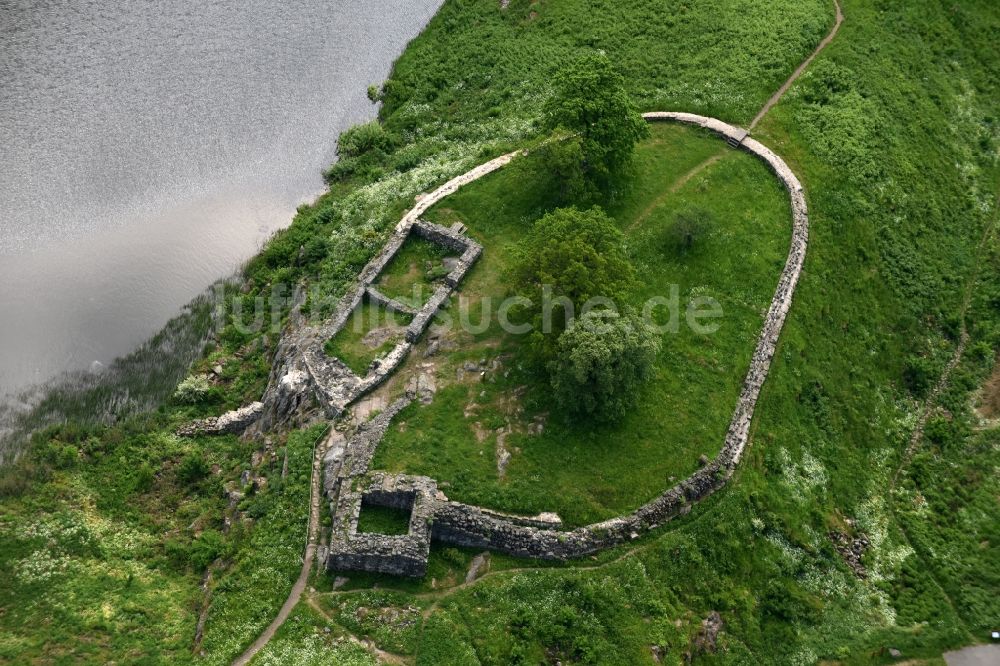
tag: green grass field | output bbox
[375,236,456,308]
[356,503,412,536]
[326,302,412,376]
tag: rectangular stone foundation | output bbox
[326,474,438,578]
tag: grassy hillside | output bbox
[1,0,998,664]
[324,0,1000,662]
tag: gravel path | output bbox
[944,644,1000,666]
[749,0,843,130]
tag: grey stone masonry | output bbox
[292,214,484,415]
[183,113,810,578]
[364,286,418,317]
[445,244,483,289]
[339,397,411,480]
[429,461,728,559]
[180,149,515,436]
[644,112,807,472]
[176,401,264,437]
[327,472,439,577]
[357,231,409,289]
[465,506,563,530]
[325,112,810,573]
[412,219,476,253]
[324,398,439,577]
[416,113,809,560]
[404,284,452,343]
[412,219,484,289]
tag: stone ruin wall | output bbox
[365,286,418,317]
[415,114,810,560]
[183,150,515,437]
[179,113,809,575]
[419,114,809,561]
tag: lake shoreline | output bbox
[0,0,444,397]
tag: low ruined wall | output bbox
[404,285,451,343]
[427,113,810,560]
[412,219,471,253]
[365,286,417,317]
[445,244,482,288]
[186,112,810,573]
[395,152,520,233]
[431,461,727,559]
[327,468,438,578]
[340,397,411,477]
[176,401,264,437]
[327,533,430,577]
[187,148,515,438]
[296,205,486,416]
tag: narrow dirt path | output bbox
[303,595,414,665]
[629,0,844,234]
[891,190,999,488]
[886,328,973,635]
[748,0,844,130]
[627,151,724,233]
[886,188,999,635]
[232,426,331,666]
[890,332,969,489]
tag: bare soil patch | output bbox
[975,360,1000,419]
[362,325,404,349]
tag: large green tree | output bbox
[542,52,649,199]
[508,206,636,341]
[549,309,661,422]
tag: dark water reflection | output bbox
[0,0,441,394]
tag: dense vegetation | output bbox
[541,52,650,199]
[549,309,661,421]
[1,0,998,664]
[507,206,638,347]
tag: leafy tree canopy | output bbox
[549,309,661,422]
[543,52,649,195]
[508,206,636,336]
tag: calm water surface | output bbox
[0,0,441,394]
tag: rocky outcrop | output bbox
[176,402,264,437]
[181,205,486,436]
[830,530,870,578]
[691,611,724,657]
